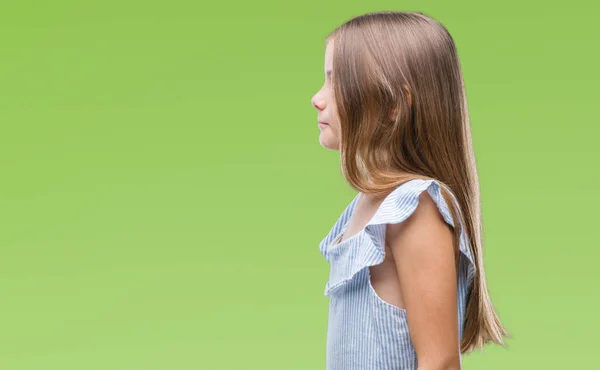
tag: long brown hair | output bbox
[327,11,510,354]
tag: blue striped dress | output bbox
[319,179,476,369]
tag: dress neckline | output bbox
[330,191,387,247]
[330,224,366,248]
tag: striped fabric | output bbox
[319,179,476,369]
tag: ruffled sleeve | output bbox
[364,178,476,271]
[323,178,476,297]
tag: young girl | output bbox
[311,11,509,370]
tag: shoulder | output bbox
[385,189,454,253]
[368,178,458,237]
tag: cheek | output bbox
[319,125,341,150]
[329,122,341,137]
[329,124,342,148]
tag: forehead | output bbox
[325,40,334,68]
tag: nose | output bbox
[312,93,324,111]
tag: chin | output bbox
[319,136,340,151]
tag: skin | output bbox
[386,193,462,370]
[311,39,341,151]
[312,39,461,370]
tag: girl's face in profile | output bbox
[312,40,341,151]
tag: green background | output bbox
[1,1,598,369]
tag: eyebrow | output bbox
[326,70,332,78]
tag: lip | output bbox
[318,122,329,129]
[318,121,329,125]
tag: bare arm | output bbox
[386,191,461,370]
